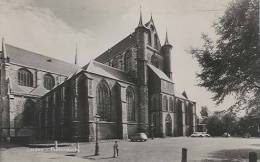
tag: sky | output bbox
[0,0,236,114]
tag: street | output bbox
[1,137,260,162]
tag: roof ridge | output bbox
[148,63,173,83]
[5,44,75,66]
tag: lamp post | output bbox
[94,114,101,156]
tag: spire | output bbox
[138,6,144,27]
[74,42,78,65]
[1,37,6,58]
[149,12,154,23]
[164,29,170,45]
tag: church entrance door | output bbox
[165,114,172,136]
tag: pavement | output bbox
[1,137,260,162]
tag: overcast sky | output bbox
[0,0,236,114]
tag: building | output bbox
[0,13,196,142]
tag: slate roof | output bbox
[5,44,77,76]
[148,64,173,83]
[95,33,136,63]
[83,60,131,83]
[9,80,49,97]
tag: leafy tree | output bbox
[200,106,209,124]
[190,0,259,110]
[200,106,209,118]
[222,113,237,135]
[206,115,224,136]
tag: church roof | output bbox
[148,64,173,83]
[5,44,78,76]
[9,80,49,97]
[95,33,136,63]
[83,60,131,83]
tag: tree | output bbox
[200,106,209,118]
[222,113,237,135]
[206,115,224,136]
[200,106,209,124]
[190,0,259,110]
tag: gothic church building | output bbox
[0,14,196,142]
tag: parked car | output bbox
[130,133,148,142]
[223,132,231,137]
[190,132,210,137]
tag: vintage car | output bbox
[190,132,211,137]
[130,133,148,142]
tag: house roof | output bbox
[148,64,173,83]
[5,44,78,76]
[83,60,131,83]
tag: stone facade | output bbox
[0,14,196,142]
[0,41,77,142]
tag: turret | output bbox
[161,31,173,79]
[135,7,149,85]
[135,8,149,132]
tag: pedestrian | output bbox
[113,141,119,158]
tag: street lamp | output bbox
[94,114,101,156]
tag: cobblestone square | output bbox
[2,137,260,162]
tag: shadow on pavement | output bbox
[0,142,24,149]
[202,148,260,162]
[82,155,115,160]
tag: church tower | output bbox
[135,9,149,132]
[161,31,173,79]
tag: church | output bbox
[0,13,196,142]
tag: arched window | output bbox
[18,68,33,87]
[44,74,55,90]
[127,87,135,121]
[96,80,111,121]
[148,32,152,46]
[165,114,172,136]
[154,34,158,49]
[125,51,132,71]
[163,96,168,111]
[151,55,159,68]
[23,100,35,126]
[169,98,174,112]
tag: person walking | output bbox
[113,141,119,158]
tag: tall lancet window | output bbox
[154,34,158,49]
[151,55,159,68]
[44,74,55,90]
[126,87,135,121]
[148,31,152,46]
[18,68,33,87]
[125,51,132,72]
[96,80,111,121]
[23,99,35,126]
[163,96,168,111]
[169,97,174,112]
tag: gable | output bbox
[145,18,162,49]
